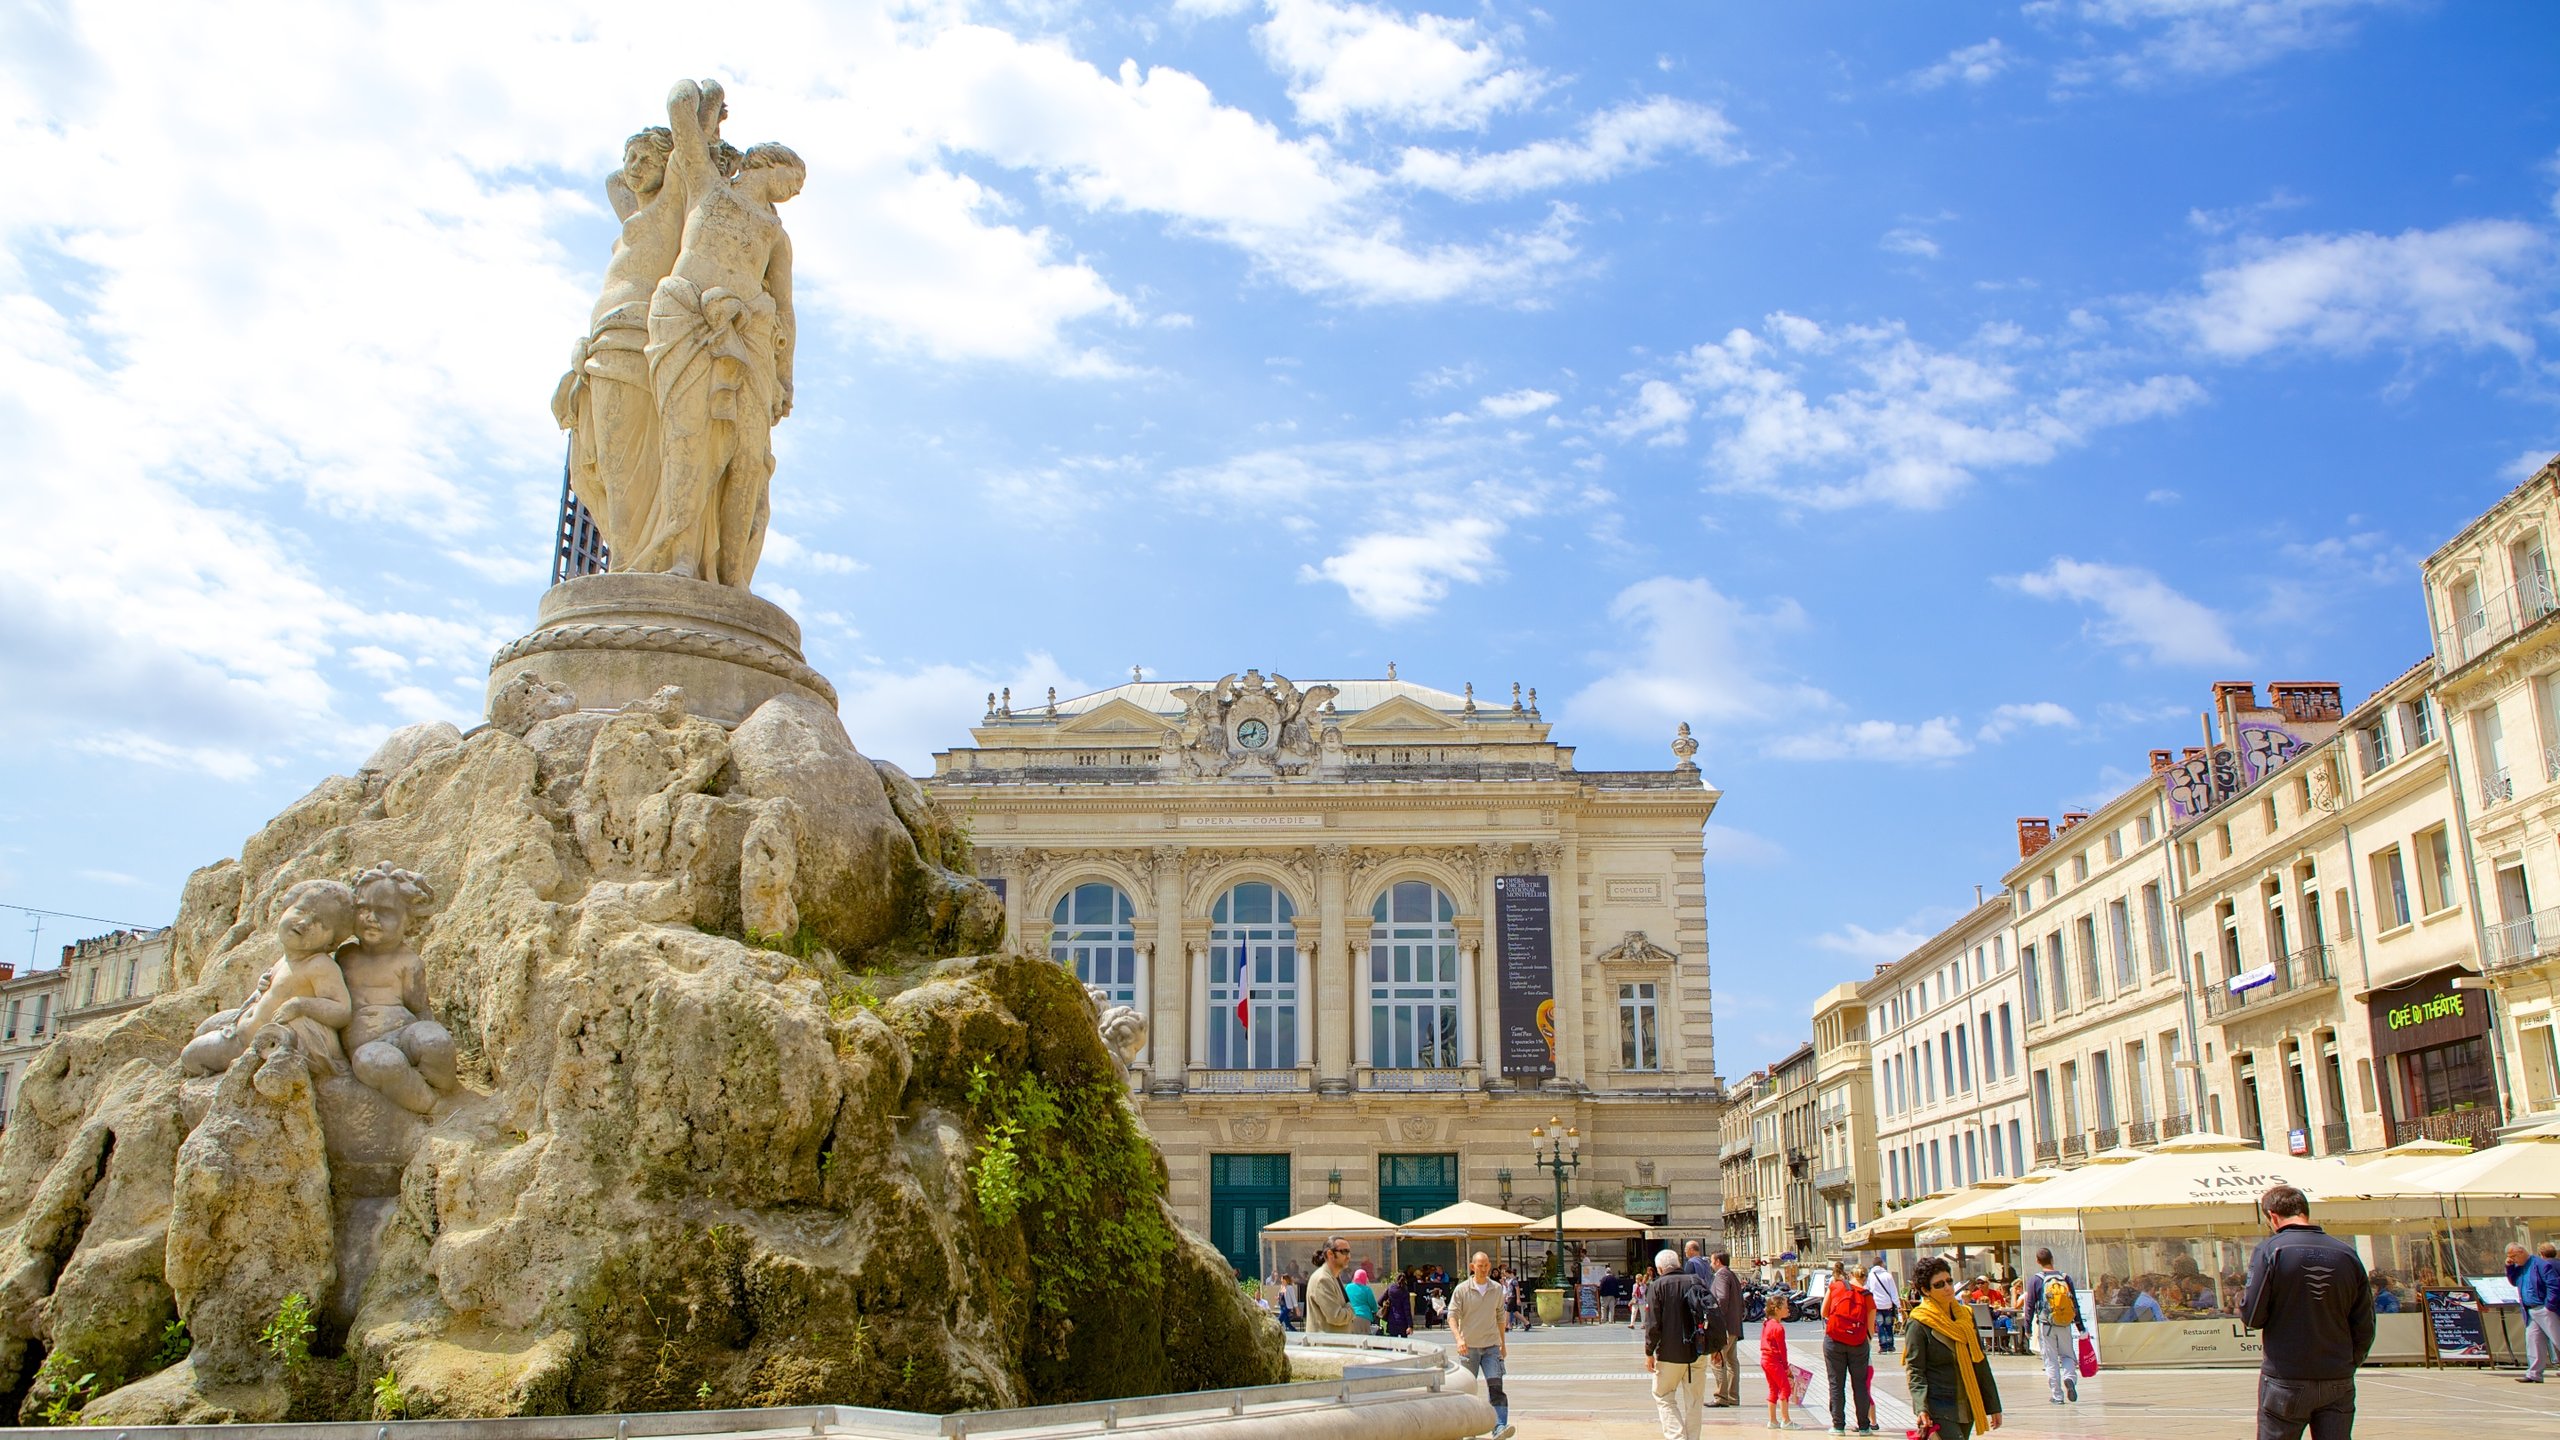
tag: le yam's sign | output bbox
[2095,1318,2262,1368]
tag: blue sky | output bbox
[3,0,2556,1065]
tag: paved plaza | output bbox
[1476,1319,2554,1439]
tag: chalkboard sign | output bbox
[2423,1286,2490,1365]
[1578,1282,1599,1319]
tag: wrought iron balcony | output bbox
[2091,1125,2121,1152]
[1187,1066,1313,1094]
[2488,908,2560,974]
[2034,1139,2060,1166]
[1787,1147,1812,1174]
[2321,1120,2352,1155]
[2161,1111,2193,1140]
[2441,574,2560,672]
[2403,1107,2503,1150]
[2060,1134,2087,1160]
[2483,767,2516,808]
[2204,944,2337,1018]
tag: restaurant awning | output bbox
[1259,1201,1399,1235]
[2009,1132,2378,1229]
[1548,1204,1649,1238]
[1397,1201,1536,1237]
[2390,1124,2560,1203]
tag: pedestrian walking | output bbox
[1276,1271,1301,1332]
[1348,1267,1379,1331]
[2021,1246,2087,1404]
[1600,1267,1625,1324]
[1632,1269,1651,1330]
[1903,1256,2001,1438]
[1307,1237,1360,1335]
[1451,1251,1516,1440]
[2240,1184,2374,1440]
[1708,1250,1746,1407]
[1866,1257,1900,1354]
[2506,1242,2560,1382]
[1643,1247,1717,1440]
[1383,1268,1413,1338]
[1820,1262,1879,1435]
[1761,1293,1802,1430]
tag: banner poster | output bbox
[2423,1286,2491,1364]
[1495,874,1558,1077]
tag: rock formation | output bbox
[0,685,1281,1423]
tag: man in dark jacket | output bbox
[1644,1248,1717,1440]
[1708,1251,1746,1407]
[2239,1184,2374,1440]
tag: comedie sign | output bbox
[1495,874,1557,1078]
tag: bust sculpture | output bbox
[341,864,460,1114]
[182,879,358,1078]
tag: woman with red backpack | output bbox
[1820,1259,1880,1434]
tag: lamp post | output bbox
[1531,1116,1580,1290]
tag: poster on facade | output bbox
[1496,874,1557,1077]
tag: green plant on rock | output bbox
[33,1351,100,1427]
[695,1380,714,1406]
[151,1319,192,1369]
[259,1293,316,1371]
[743,923,828,961]
[963,1057,1174,1328]
[372,1368,407,1420]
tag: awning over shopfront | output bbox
[1550,1204,1649,1239]
[1397,1201,1534,1237]
[1261,1201,1399,1235]
[2389,1122,2560,1203]
[2011,1132,2385,1229]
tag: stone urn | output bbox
[1535,1287,1565,1324]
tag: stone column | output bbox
[1476,843,1506,1088]
[1316,843,1352,1096]
[1187,935,1212,1073]
[1148,846,1186,1092]
[1539,838,1585,1085]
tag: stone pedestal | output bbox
[486,572,837,728]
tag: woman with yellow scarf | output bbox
[1902,1257,2003,1436]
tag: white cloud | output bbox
[1768,717,1972,763]
[1565,576,1833,737]
[1703,825,1787,867]
[1255,0,1544,134]
[1977,700,2080,742]
[1605,379,1695,445]
[834,650,1090,775]
[2157,221,2553,362]
[1301,515,1504,621]
[2046,0,2395,87]
[1907,38,2013,90]
[1394,96,1744,200]
[2009,556,2250,666]
[1880,228,1942,259]
[1659,313,2204,508]
[762,529,869,575]
[1813,922,1931,962]
[1478,388,1560,419]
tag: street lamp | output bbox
[1531,1116,1581,1289]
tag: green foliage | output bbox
[371,1368,407,1420]
[827,978,885,1018]
[33,1351,99,1426]
[744,924,829,961]
[259,1292,317,1371]
[151,1319,192,1370]
[963,1057,1174,1328]
[694,1380,714,1406]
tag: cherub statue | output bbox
[182,879,357,1078]
[340,863,459,1114]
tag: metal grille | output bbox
[551,447,610,584]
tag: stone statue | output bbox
[628,78,802,588]
[1086,983,1148,1071]
[340,863,459,1114]
[553,84,738,565]
[182,880,357,1078]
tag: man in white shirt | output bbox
[1866,1259,1901,1354]
[1450,1251,1514,1440]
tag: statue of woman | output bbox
[634,78,800,589]
[340,863,458,1114]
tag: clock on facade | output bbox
[1235,718,1270,748]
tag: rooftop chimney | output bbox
[0,963,14,983]
[2060,810,2091,831]
[2018,817,2053,860]
[2149,749,2176,775]
[2212,681,2259,712]
[2182,746,2206,764]
[59,944,73,967]
[2269,682,2345,723]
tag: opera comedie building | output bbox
[928,669,1727,1276]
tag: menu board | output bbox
[2422,1286,2490,1364]
[1495,875,1557,1077]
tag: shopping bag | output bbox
[1788,1363,1813,1404]
[2077,1333,2100,1379]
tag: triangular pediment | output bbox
[1059,698,1171,734]
[1340,696,1464,733]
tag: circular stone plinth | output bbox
[486,571,837,728]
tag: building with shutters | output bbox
[1865,893,2030,1213]
[0,926,170,1128]
[928,669,1725,1276]
[1808,983,1878,1256]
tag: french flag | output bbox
[1235,943,1251,1031]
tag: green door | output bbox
[1210,1153,1291,1279]
[1377,1152,1460,1224]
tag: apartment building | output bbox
[1751,1043,1818,1262]
[1719,1068,1765,1258]
[0,926,170,1125]
[2425,458,2560,1130]
[1867,894,2032,1212]
[1809,983,1878,1250]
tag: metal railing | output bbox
[2321,1121,2352,1155]
[2483,767,2515,808]
[2403,1108,2504,1150]
[2162,1112,2193,1140]
[2092,1125,2121,1152]
[2488,907,2560,973]
[1361,1067,1472,1093]
[2204,944,2337,1018]
[2060,1134,2087,1160]
[1187,1067,1313,1094]
[2442,573,2560,669]
[2125,1118,2157,1147]
[2034,1139,2060,1166]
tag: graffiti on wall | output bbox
[2163,723,2307,823]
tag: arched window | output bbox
[1208,882,1298,1069]
[1050,882,1138,1007]
[1369,881,1460,1068]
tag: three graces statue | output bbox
[554,80,801,590]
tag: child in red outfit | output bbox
[1762,1294,1799,1429]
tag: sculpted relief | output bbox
[554,79,800,590]
[1162,670,1341,780]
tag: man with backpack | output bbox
[1821,1260,1880,1435]
[1643,1247,1721,1440]
[2022,1247,2087,1405]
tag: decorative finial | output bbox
[1386,660,1397,680]
[1463,682,1476,714]
[1527,687,1538,714]
[1001,686,1012,717]
[1511,682,1524,713]
[1045,686,1058,719]
[1671,721,1699,772]
[1323,698,1337,715]
[1132,664,1144,683]
[985,691,997,719]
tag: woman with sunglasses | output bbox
[1902,1257,2002,1436]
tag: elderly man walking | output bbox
[1307,1236,1361,1335]
[2506,1241,2560,1382]
[1450,1251,1514,1440]
[2240,1184,2374,1440]
[1643,1247,1716,1440]
[1707,1250,1746,1407]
